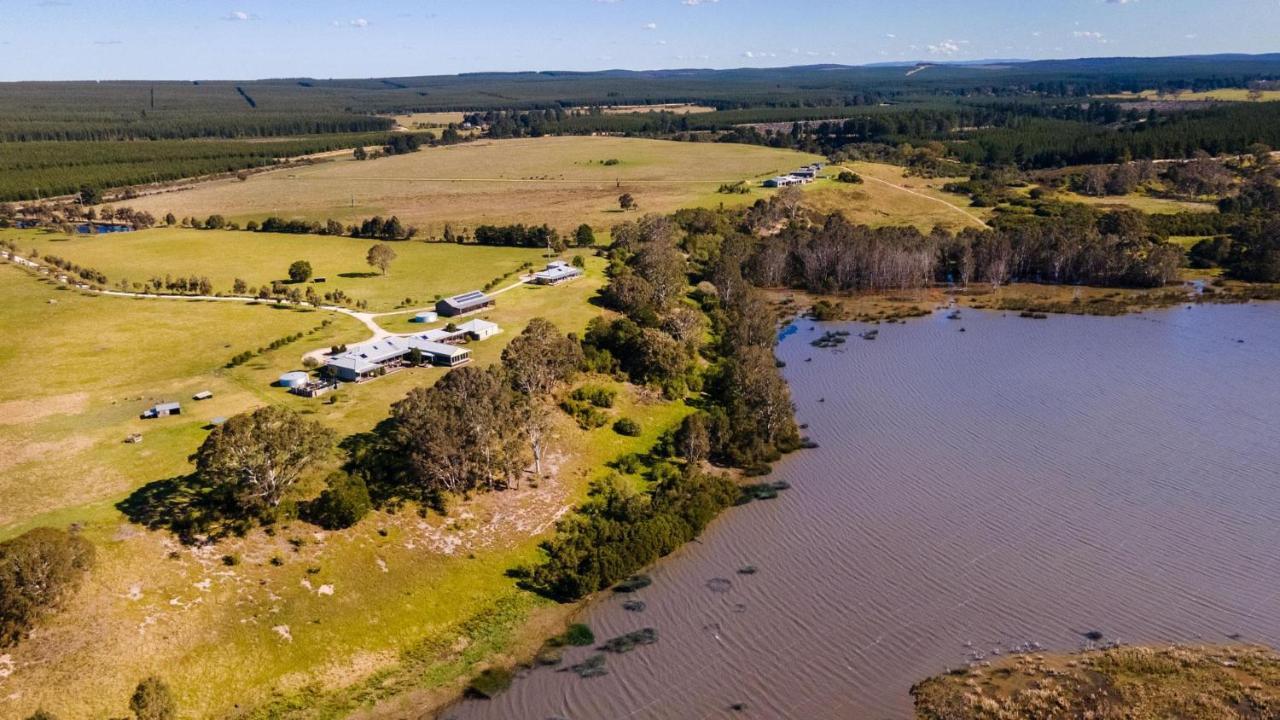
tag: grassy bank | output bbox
[912,644,1280,719]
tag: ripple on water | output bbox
[446,304,1280,720]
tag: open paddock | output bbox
[11,227,546,313]
[124,136,822,236]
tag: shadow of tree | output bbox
[337,271,379,279]
[116,474,253,544]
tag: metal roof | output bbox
[439,290,493,310]
[534,264,584,281]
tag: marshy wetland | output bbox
[446,302,1280,719]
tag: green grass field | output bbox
[125,136,822,236]
[10,227,547,313]
[0,245,705,720]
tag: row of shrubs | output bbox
[226,321,331,368]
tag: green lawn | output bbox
[8,227,548,313]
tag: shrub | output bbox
[560,399,609,429]
[570,384,617,408]
[467,667,513,699]
[287,260,313,283]
[25,711,59,720]
[559,623,595,646]
[526,469,738,602]
[303,472,372,530]
[129,676,177,720]
[836,170,863,184]
[0,527,95,647]
[613,417,641,436]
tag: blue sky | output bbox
[1,0,1277,81]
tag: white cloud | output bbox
[350,18,369,27]
[642,21,657,29]
[1073,30,1106,41]
[928,39,962,56]
[682,0,719,5]
[884,33,896,39]
[225,10,251,21]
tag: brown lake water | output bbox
[445,303,1280,720]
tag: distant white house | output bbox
[532,260,584,285]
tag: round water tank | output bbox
[279,371,309,388]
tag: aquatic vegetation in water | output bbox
[466,668,513,699]
[738,480,790,504]
[810,330,851,348]
[614,574,652,593]
[565,653,608,678]
[706,577,733,593]
[599,628,658,653]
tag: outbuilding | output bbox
[436,290,495,317]
[192,390,213,401]
[142,402,181,419]
[412,311,439,323]
[458,318,502,340]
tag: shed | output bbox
[142,402,181,419]
[458,319,502,340]
[193,390,213,401]
[279,371,310,389]
[436,290,495,317]
[412,311,439,323]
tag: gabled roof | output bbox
[439,290,493,310]
[458,319,499,333]
[534,264,584,281]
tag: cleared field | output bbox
[0,252,695,720]
[802,161,993,231]
[1105,88,1280,102]
[394,111,468,127]
[14,227,545,313]
[126,136,822,236]
[599,103,716,114]
[1053,189,1218,214]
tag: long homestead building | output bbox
[436,290,494,317]
[325,335,472,382]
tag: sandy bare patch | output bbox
[0,392,88,426]
[0,434,95,473]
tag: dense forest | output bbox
[0,132,418,201]
[4,55,1280,200]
